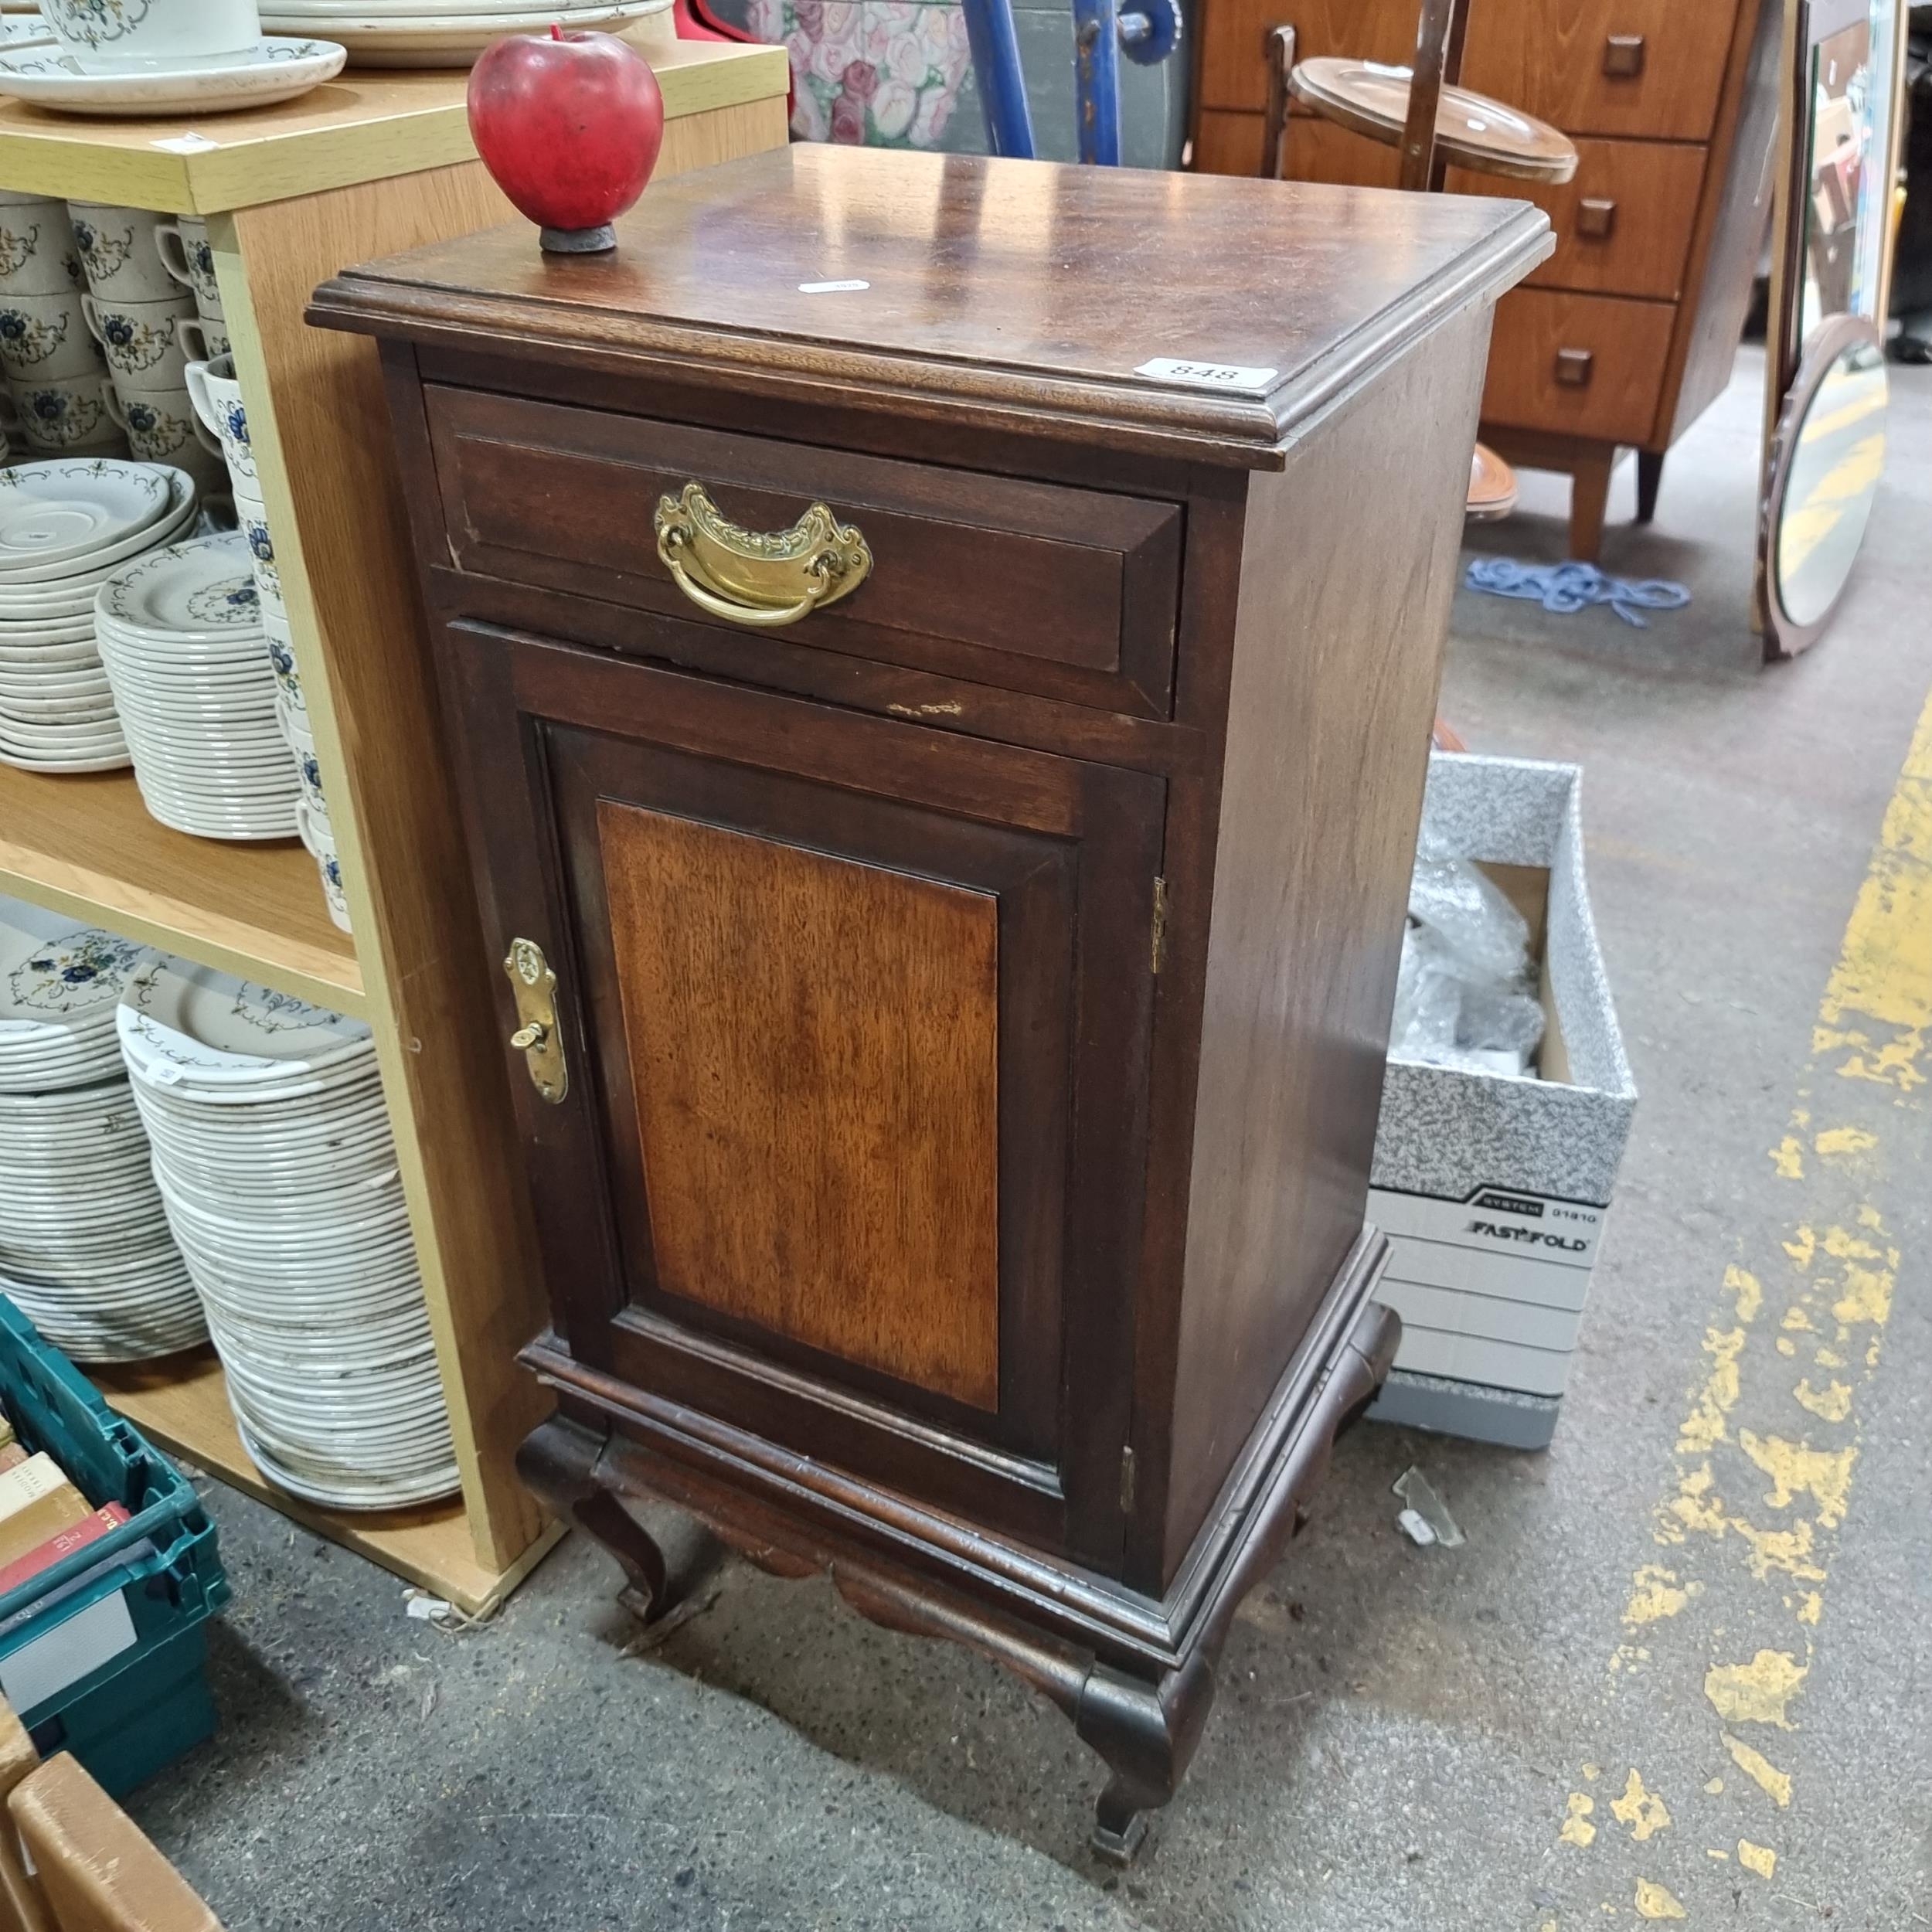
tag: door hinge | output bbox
[1119,1444,1138,1515]
[1151,876,1169,975]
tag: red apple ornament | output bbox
[468,26,665,255]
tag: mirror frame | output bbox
[1760,309,1886,658]
[1756,0,1907,657]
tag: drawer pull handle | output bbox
[1602,32,1645,77]
[504,938,568,1105]
[653,481,872,630]
[1555,347,1595,387]
[1576,196,1617,240]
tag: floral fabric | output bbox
[743,0,973,148]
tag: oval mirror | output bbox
[1764,315,1887,657]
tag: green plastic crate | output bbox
[0,1296,229,1795]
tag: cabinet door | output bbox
[447,622,1165,1567]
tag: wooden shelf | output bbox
[0,45,787,1619]
[94,1350,561,1618]
[0,37,791,214]
[0,761,363,1015]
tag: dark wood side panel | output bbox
[1159,300,1493,1573]
[1663,0,1782,444]
[597,801,1002,1411]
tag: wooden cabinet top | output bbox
[315,143,1550,468]
[0,39,787,214]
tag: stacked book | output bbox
[0,1400,127,1599]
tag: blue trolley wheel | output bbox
[1117,0,1181,66]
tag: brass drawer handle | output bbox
[652,481,872,630]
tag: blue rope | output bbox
[1464,556,1692,629]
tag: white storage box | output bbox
[1367,753,1637,1449]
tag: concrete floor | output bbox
[128,346,1932,1930]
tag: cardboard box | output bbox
[1368,753,1637,1449]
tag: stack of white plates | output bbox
[0,459,195,774]
[94,530,299,841]
[0,894,203,1362]
[118,956,458,1510]
[258,0,665,67]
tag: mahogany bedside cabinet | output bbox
[313,145,1549,1860]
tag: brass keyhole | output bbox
[502,940,568,1105]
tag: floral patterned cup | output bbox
[0,196,85,300]
[66,202,177,301]
[102,383,226,498]
[184,351,252,485]
[39,0,263,74]
[179,316,230,364]
[0,289,101,381]
[262,607,304,717]
[157,216,223,321]
[1,372,124,454]
[295,796,349,932]
[80,291,196,390]
[745,0,974,148]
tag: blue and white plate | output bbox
[0,36,344,116]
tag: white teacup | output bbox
[0,199,84,299]
[66,202,178,302]
[239,501,279,604]
[183,351,252,485]
[0,289,100,381]
[262,607,304,716]
[103,383,224,488]
[81,291,196,391]
[295,795,349,931]
[1,373,124,454]
[179,315,230,365]
[156,216,222,320]
[39,0,263,74]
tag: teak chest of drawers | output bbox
[1192,0,1783,558]
[315,145,1548,1855]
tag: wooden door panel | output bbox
[447,621,1165,1563]
[597,801,1002,1411]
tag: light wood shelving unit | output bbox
[0,35,792,1615]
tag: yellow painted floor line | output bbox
[1546,682,1932,1923]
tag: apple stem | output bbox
[549,19,563,35]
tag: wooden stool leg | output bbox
[1567,447,1614,561]
[1635,449,1664,524]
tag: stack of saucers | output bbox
[259,0,664,67]
[94,529,299,839]
[0,457,194,773]
[0,894,203,1362]
[118,955,458,1509]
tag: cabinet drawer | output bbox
[1448,138,1706,300]
[1461,0,1740,141]
[424,387,1182,719]
[1480,287,1676,444]
[1198,0,1416,113]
